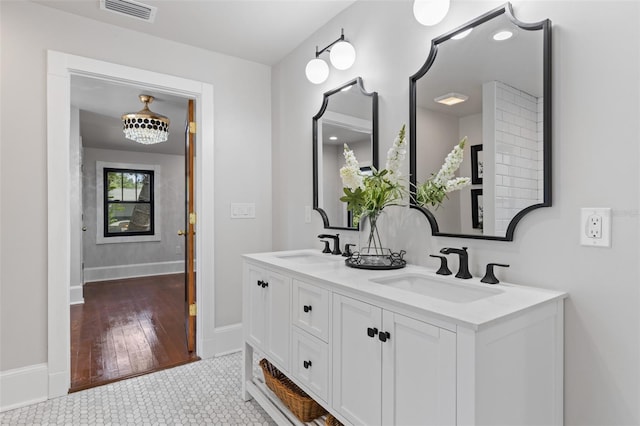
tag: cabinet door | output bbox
[246,265,267,350]
[332,294,382,426]
[265,269,290,369]
[381,311,456,426]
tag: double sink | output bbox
[274,251,502,304]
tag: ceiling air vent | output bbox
[100,0,157,23]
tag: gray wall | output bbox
[272,1,639,425]
[0,1,272,371]
[82,148,185,269]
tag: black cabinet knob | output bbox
[303,305,312,313]
[257,280,262,287]
[262,281,269,288]
[378,331,391,342]
[367,327,379,338]
[303,360,312,369]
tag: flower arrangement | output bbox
[339,124,408,254]
[415,137,471,208]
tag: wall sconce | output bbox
[305,29,356,84]
[413,0,450,26]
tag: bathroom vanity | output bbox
[242,249,567,425]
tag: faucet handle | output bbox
[481,263,510,284]
[343,243,356,257]
[429,255,452,275]
[320,240,331,254]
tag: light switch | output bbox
[231,203,255,219]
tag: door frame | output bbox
[46,50,215,398]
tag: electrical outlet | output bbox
[580,208,611,247]
[587,214,602,238]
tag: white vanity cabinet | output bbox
[332,294,456,426]
[244,262,291,371]
[242,250,567,426]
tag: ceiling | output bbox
[32,0,356,66]
[38,0,356,155]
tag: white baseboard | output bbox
[202,323,242,358]
[70,285,84,304]
[0,364,48,413]
[84,261,184,283]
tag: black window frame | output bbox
[103,167,155,238]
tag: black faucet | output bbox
[342,243,356,257]
[439,247,472,279]
[481,263,510,284]
[318,234,341,255]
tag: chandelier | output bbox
[122,95,170,144]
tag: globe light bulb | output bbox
[305,58,329,84]
[413,0,450,26]
[329,41,356,70]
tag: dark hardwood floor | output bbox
[70,274,199,392]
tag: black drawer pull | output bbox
[303,360,312,369]
[378,331,391,342]
[367,327,378,338]
[303,305,312,313]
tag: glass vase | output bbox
[345,209,406,270]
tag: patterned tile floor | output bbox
[0,352,276,425]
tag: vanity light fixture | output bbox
[413,0,450,26]
[493,30,514,41]
[122,95,170,144]
[434,92,468,106]
[305,29,356,84]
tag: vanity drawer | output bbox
[291,327,329,403]
[292,279,329,342]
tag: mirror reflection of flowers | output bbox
[415,137,471,208]
[340,124,407,237]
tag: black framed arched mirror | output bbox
[409,2,551,241]
[313,77,378,230]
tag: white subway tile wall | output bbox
[493,81,544,235]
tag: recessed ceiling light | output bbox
[493,30,513,41]
[329,136,338,140]
[434,92,468,106]
[452,28,473,40]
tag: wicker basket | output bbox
[259,359,327,422]
[325,413,344,426]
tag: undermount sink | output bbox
[275,252,343,265]
[370,273,503,303]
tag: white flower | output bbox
[385,125,407,184]
[434,137,467,185]
[340,144,364,190]
[445,177,471,193]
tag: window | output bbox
[103,168,155,237]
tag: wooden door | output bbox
[184,99,196,352]
[332,294,382,425]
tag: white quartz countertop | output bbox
[243,249,568,330]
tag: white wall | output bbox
[272,1,639,425]
[82,148,184,271]
[0,0,271,373]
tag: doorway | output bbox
[47,51,215,399]
[68,82,199,391]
